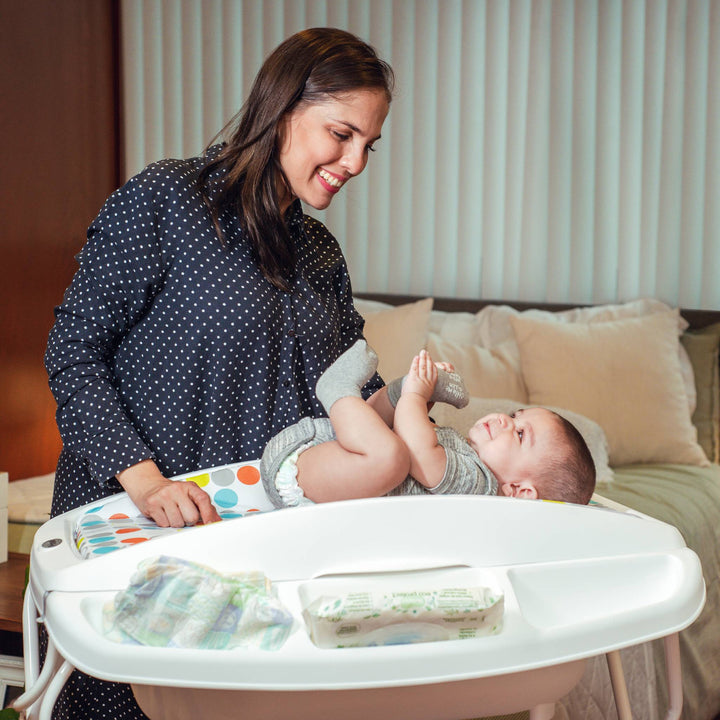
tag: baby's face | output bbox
[467,407,559,497]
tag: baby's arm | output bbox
[393,350,447,488]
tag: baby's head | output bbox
[467,407,596,504]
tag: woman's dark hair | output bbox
[198,27,395,291]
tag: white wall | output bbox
[121,0,720,310]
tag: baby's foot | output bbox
[387,360,469,409]
[431,368,469,408]
[315,340,379,413]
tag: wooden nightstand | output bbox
[0,552,29,706]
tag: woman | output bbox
[44,27,394,719]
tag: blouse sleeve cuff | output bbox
[83,425,156,486]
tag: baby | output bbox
[261,340,596,508]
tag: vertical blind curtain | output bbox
[121,0,719,310]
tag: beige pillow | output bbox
[476,300,697,416]
[430,397,613,485]
[352,297,396,315]
[357,297,433,381]
[510,311,709,467]
[427,334,527,402]
[429,309,481,343]
[681,323,720,463]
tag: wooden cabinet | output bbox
[0,0,120,480]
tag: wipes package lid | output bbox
[299,567,504,649]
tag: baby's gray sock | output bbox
[315,340,379,413]
[433,369,470,408]
[386,368,469,409]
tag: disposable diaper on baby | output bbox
[301,582,504,648]
[105,555,293,651]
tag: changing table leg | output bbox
[663,633,683,720]
[22,582,40,689]
[528,703,556,720]
[606,651,632,720]
[12,639,61,719]
[38,660,74,720]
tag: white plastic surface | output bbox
[28,494,705,691]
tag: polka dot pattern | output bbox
[76,514,184,557]
[46,144,382,520]
[50,673,150,720]
[176,460,273,517]
[43,146,384,719]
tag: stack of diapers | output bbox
[299,569,504,649]
[104,556,293,651]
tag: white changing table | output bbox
[15,493,705,720]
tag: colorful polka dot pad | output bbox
[75,461,275,559]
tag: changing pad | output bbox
[74,461,275,559]
[71,463,633,560]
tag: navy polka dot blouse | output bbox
[45,145,382,519]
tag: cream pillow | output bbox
[430,397,613,485]
[356,297,433,381]
[352,297,395,315]
[476,298,689,345]
[429,309,481,343]
[476,300,697,416]
[427,334,527,402]
[510,312,709,467]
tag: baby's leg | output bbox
[303,342,409,501]
[297,397,410,502]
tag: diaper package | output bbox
[301,583,504,648]
[105,555,293,651]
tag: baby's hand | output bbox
[401,349,437,401]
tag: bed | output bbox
[354,293,720,720]
[6,293,720,720]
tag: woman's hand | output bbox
[116,459,221,527]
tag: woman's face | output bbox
[278,88,389,213]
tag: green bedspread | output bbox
[599,463,720,720]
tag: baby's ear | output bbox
[505,482,538,499]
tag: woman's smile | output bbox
[317,168,345,192]
[278,88,389,212]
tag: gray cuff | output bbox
[431,448,498,496]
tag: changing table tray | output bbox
[28,495,704,688]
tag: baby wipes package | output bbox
[299,568,504,648]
